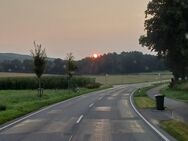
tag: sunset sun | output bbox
[93,53,98,58]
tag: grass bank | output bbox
[160,120,188,141]
[0,87,106,125]
[161,81,188,103]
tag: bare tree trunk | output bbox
[38,78,42,97]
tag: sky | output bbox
[0,0,151,60]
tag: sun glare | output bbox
[93,53,98,58]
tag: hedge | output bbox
[0,76,96,90]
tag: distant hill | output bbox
[0,53,54,62]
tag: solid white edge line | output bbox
[130,90,170,141]
[0,87,117,132]
[76,115,84,124]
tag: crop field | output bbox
[0,72,57,77]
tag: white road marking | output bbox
[107,97,114,100]
[89,103,94,108]
[76,115,84,124]
[95,106,111,112]
[123,93,130,96]
[130,90,170,141]
[98,97,103,100]
[112,93,118,97]
[69,135,73,141]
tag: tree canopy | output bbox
[31,42,47,78]
[139,0,188,80]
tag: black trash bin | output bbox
[155,95,165,110]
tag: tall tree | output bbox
[31,41,47,97]
[139,0,188,80]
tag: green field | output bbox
[0,88,102,125]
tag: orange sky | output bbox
[0,0,151,59]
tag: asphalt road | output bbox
[0,84,166,141]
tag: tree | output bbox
[66,53,77,90]
[139,0,188,80]
[31,41,47,97]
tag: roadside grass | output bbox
[0,88,104,125]
[133,81,188,141]
[134,86,155,109]
[160,81,188,103]
[160,120,188,141]
[176,80,188,90]
[161,88,188,103]
[160,81,188,140]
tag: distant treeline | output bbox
[0,51,166,74]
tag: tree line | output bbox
[0,51,166,74]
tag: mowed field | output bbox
[84,72,172,85]
[0,72,172,85]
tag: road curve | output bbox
[0,84,167,141]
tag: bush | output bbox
[85,82,101,89]
[0,104,6,111]
[0,76,96,90]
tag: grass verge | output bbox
[160,120,188,141]
[0,87,108,125]
[161,87,188,103]
[133,85,156,109]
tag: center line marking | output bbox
[89,103,94,108]
[76,115,84,124]
[69,135,73,141]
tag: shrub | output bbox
[0,104,6,111]
[85,82,101,89]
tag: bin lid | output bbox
[155,94,165,97]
